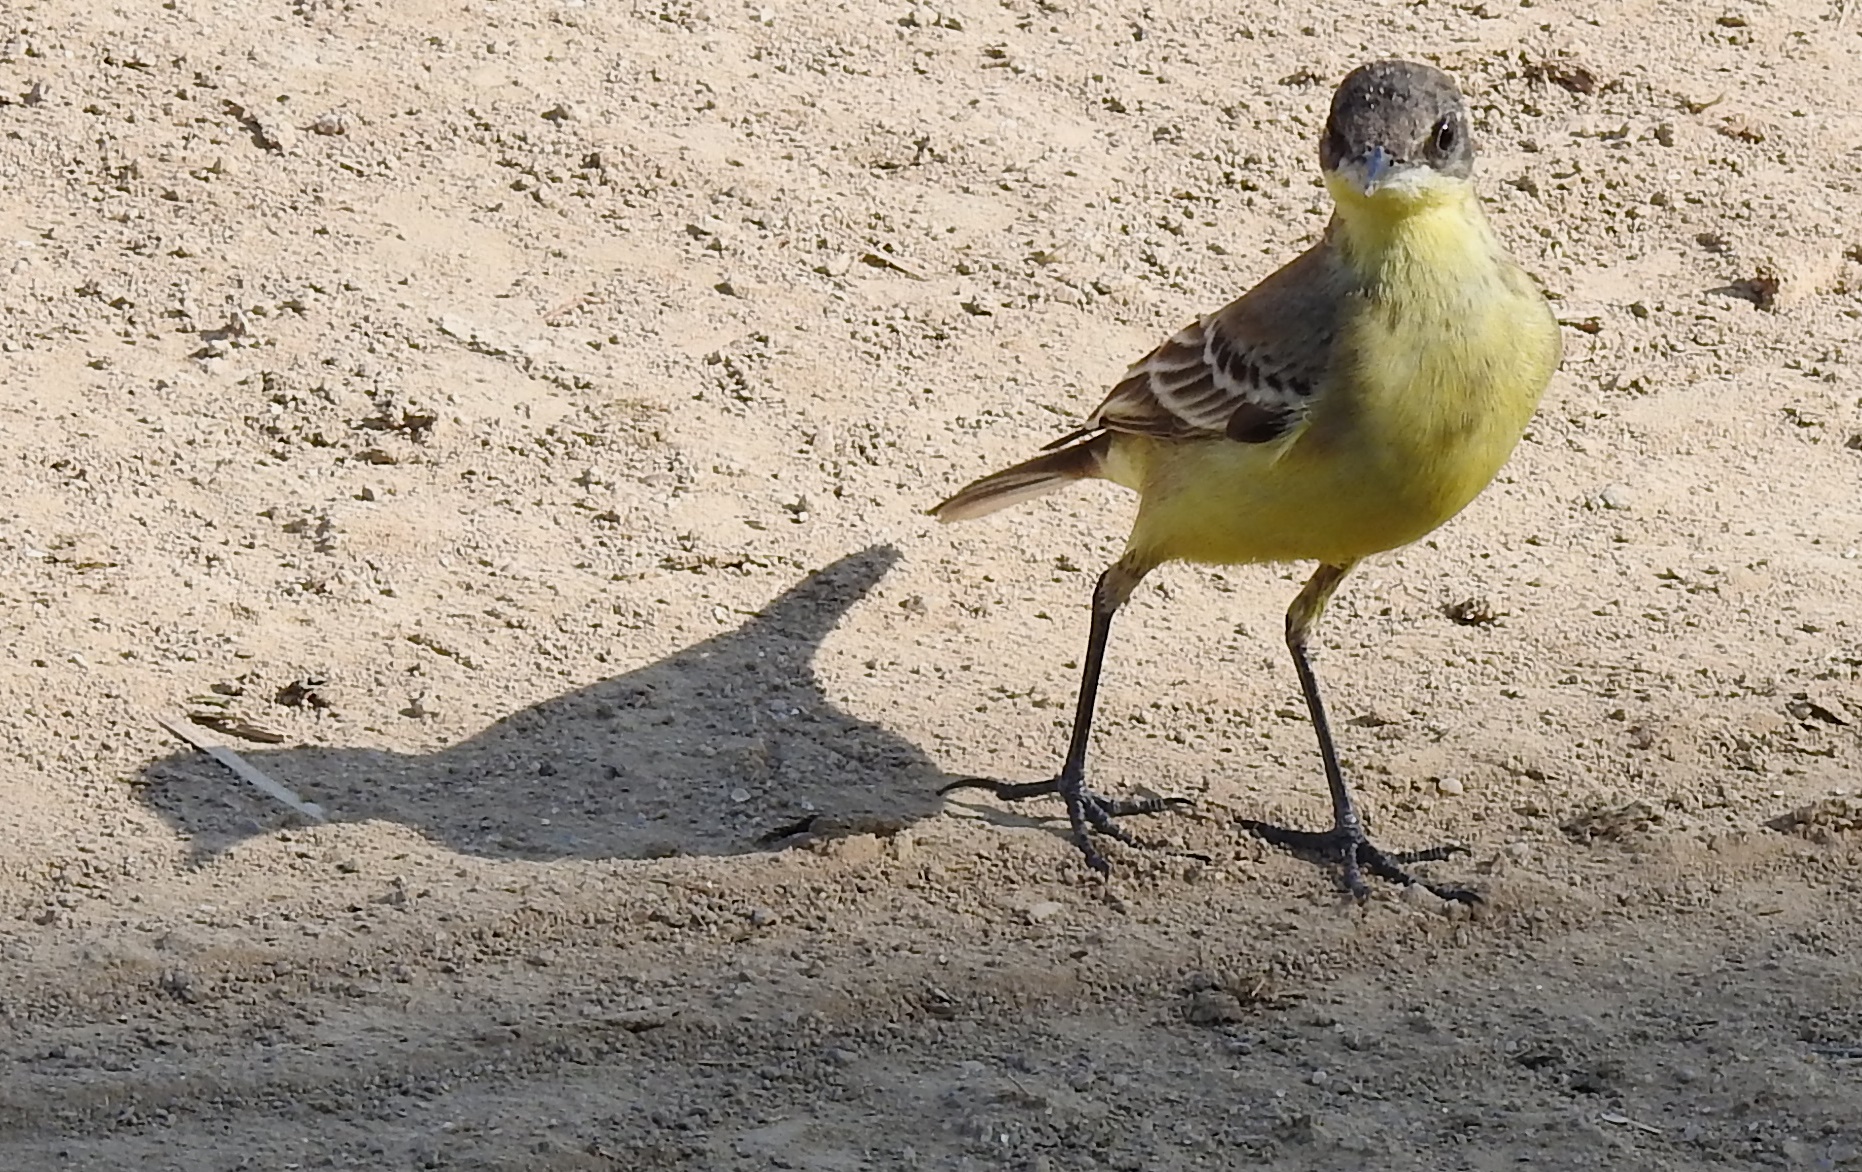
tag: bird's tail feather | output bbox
[930,434,1108,522]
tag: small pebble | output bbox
[1398,883,1451,915]
[1025,900,1063,924]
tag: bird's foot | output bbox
[1238,818,1478,904]
[939,774,1191,873]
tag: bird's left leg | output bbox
[1239,561,1478,904]
[941,556,1190,872]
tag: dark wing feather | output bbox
[1075,244,1340,446]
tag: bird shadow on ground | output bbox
[135,545,958,864]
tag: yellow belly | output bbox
[1120,428,1502,567]
[1114,264,1559,570]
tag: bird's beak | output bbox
[1353,145,1394,196]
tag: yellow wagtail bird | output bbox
[932,60,1561,901]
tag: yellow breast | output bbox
[1326,190,1560,536]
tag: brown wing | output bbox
[1058,244,1343,449]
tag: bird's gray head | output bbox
[1319,60,1474,204]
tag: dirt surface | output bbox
[3,0,1862,1167]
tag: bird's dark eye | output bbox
[1432,116,1458,153]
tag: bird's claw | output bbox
[939,775,1192,873]
[1237,818,1478,905]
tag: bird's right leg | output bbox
[940,557,1189,873]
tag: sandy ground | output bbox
[2,0,1861,1166]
